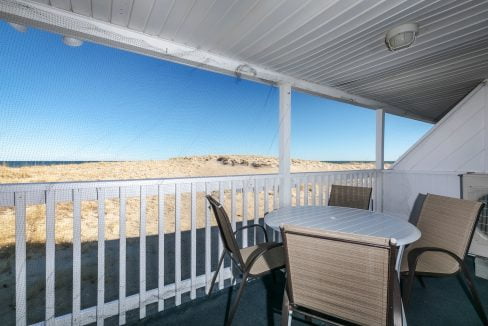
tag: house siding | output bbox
[393,81,488,172]
[382,81,487,218]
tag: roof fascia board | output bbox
[0,0,430,122]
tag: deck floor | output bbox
[131,257,488,326]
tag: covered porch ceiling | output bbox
[1,0,488,123]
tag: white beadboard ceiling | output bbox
[4,0,488,122]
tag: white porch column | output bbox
[279,83,292,207]
[375,109,385,212]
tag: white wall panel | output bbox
[128,0,155,31]
[111,0,134,27]
[71,0,91,16]
[50,0,71,11]
[158,0,196,40]
[144,0,173,35]
[92,0,111,21]
[394,82,488,172]
[385,82,487,218]
[382,171,460,219]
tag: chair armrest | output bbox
[407,247,463,270]
[403,247,464,305]
[233,224,269,242]
[244,242,283,268]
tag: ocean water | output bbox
[1,161,101,168]
[1,160,394,168]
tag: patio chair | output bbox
[408,193,426,226]
[206,195,285,325]
[401,193,488,324]
[281,225,402,326]
[328,184,372,210]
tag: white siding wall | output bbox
[382,171,460,219]
[383,81,487,218]
[394,81,488,172]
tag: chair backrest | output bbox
[405,193,484,274]
[281,225,398,326]
[206,195,244,266]
[408,193,427,226]
[328,184,372,210]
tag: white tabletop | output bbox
[265,206,421,246]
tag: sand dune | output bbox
[0,156,383,247]
[0,156,385,324]
[0,155,378,184]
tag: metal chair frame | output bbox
[206,195,284,325]
[280,226,403,326]
[402,195,488,325]
[328,184,373,210]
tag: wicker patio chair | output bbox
[328,184,372,210]
[401,193,487,324]
[281,225,402,326]
[206,195,285,325]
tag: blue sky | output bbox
[0,21,431,161]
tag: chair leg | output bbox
[403,270,417,306]
[208,251,226,296]
[271,270,277,284]
[281,288,291,326]
[459,261,488,325]
[226,271,250,326]
[403,252,421,306]
[416,275,426,288]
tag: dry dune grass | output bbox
[0,156,379,324]
[0,155,380,247]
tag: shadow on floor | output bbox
[0,219,272,325]
[134,257,488,326]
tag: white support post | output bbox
[375,109,385,212]
[279,83,292,207]
[483,82,488,173]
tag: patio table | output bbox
[264,205,421,273]
[265,205,420,325]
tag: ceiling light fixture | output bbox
[8,22,27,32]
[62,36,83,47]
[385,23,418,51]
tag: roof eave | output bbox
[0,0,433,123]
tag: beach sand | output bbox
[0,155,377,183]
[0,155,381,247]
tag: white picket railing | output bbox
[291,170,377,210]
[0,169,376,326]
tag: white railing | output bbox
[0,169,376,326]
[291,170,377,210]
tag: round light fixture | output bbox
[8,22,27,33]
[62,36,83,47]
[385,23,418,51]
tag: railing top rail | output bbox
[0,169,377,192]
[382,169,462,175]
[291,169,376,177]
[0,173,279,192]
